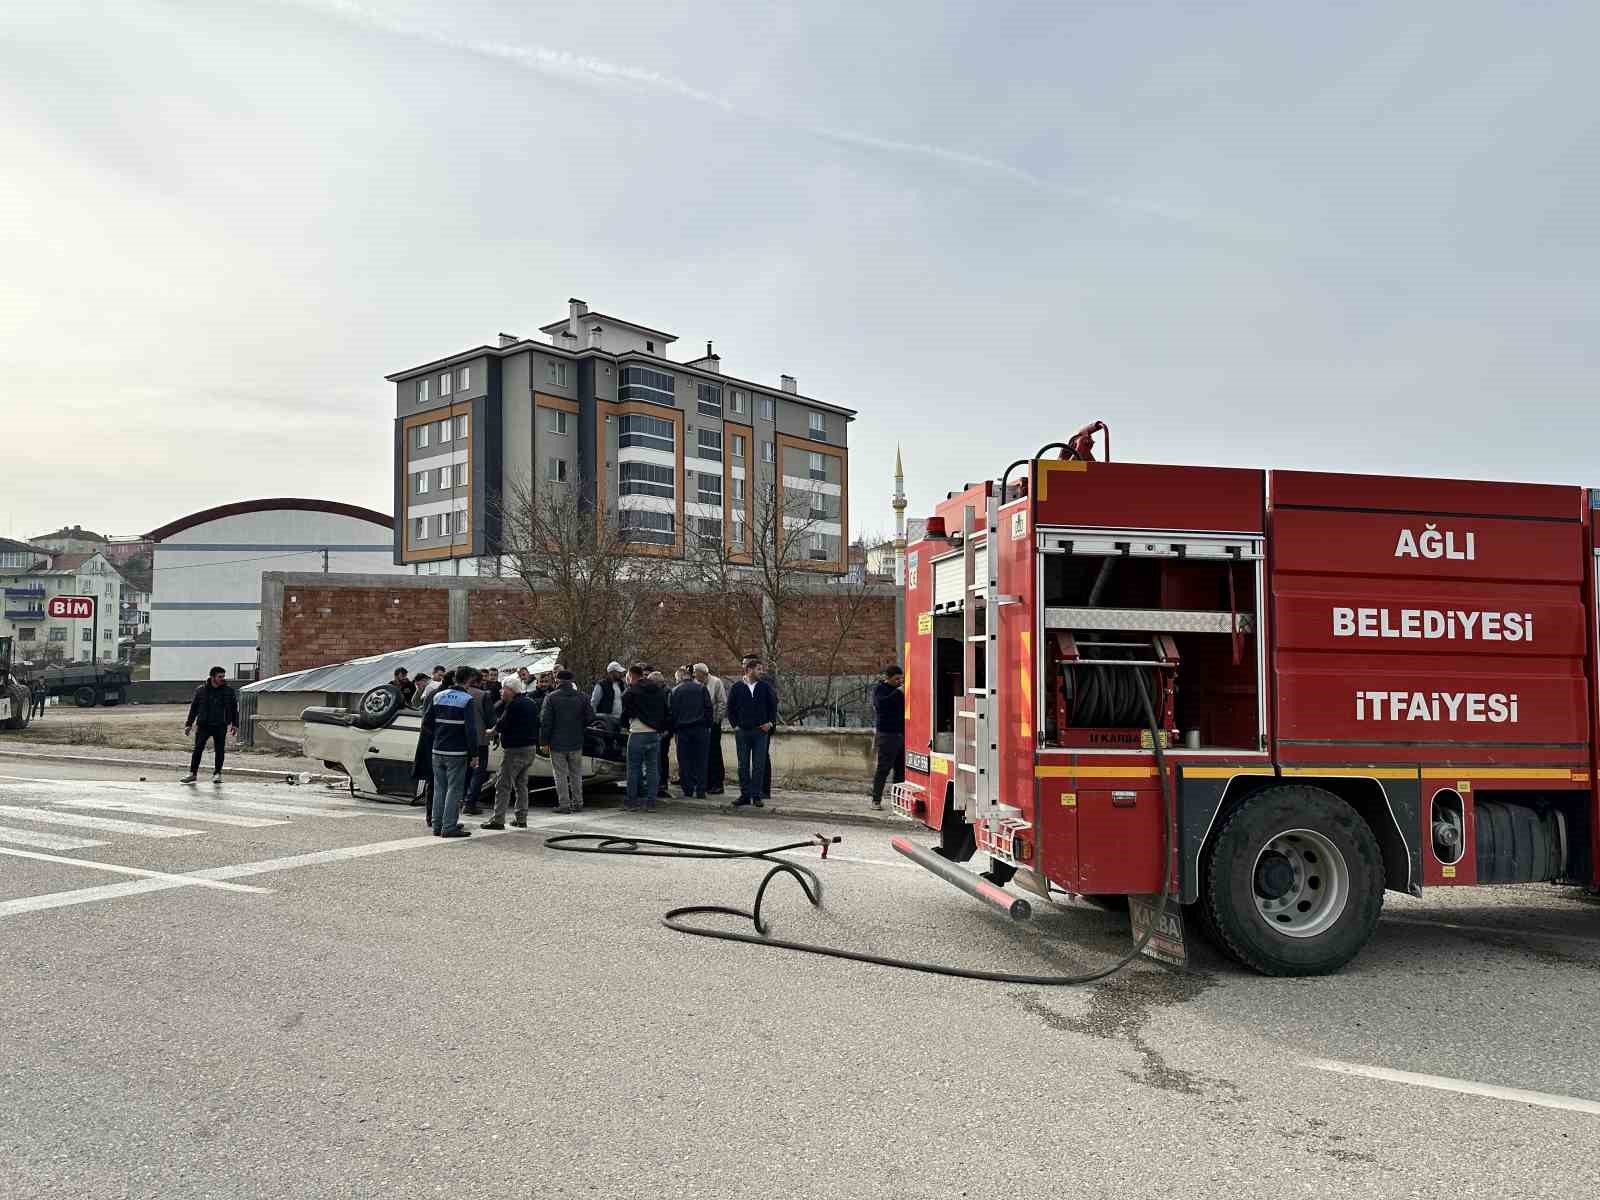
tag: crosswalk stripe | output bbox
[0,807,203,838]
[148,793,369,820]
[0,775,375,818]
[45,797,288,829]
[0,824,108,851]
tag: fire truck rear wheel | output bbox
[1203,786,1384,976]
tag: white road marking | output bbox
[44,796,288,829]
[0,848,269,895]
[1306,1058,1600,1117]
[1384,916,1600,949]
[0,807,203,838]
[0,825,107,851]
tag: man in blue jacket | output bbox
[870,664,905,810]
[726,655,778,808]
[420,675,479,838]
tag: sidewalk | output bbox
[0,743,903,826]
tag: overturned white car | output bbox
[249,640,626,802]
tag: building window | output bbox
[49,628,66,642]
[809,451,826,481]
[619,509,674,546]
[457,460,469,486]
[732,433,746,461]
[547,360,570,387]
[441,511,453,537]
[696,382,722,418]
[456,506,469,534]
[440,372,453,396]
[809,533,829,561]
[729,389,747,417]
[438,465,452,489]
[620,365,675,406]
[731,519,745,549]
[415,471,429,496]
[417,378,430,404]
[619,462,675,499]
[81,628,91,642]
[761,440,775,464]
[458,365,470,390]
[732,477,745,504]
[548,409,568,435]
[808,490,829,520]
[808,411,826,439]
[17,627,34,642]
[415,516,428,540]
[758,396,774,421]
[696,428,723,463]
[547,457,568,483]
[618,413,675,453]
[697,473,722,505]
[695,518,722,548]
[439,418,452,443]
[413,424,430,449]
[646,340,654,353]
[456,414,468,438]
[103,629,111,641]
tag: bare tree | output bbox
[685,478,878,722]
[492,478,679,685]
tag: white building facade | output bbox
[0,542,130,664]
[146,499,405,681]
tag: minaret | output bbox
[892,444,908,584]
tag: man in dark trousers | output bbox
[483,675,539,830]
[669,667,712,799]
[693,663,726,795]
[620,664,670,812]
[540,670,594,814]
[30,677,47,719]
[727,655,778,808]
[871,664,905,810]
[181,666,238,784]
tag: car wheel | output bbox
[353,684,404,730]
[74,686,98,708]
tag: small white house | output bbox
[146,499,406,681]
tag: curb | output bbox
[0,746,342,784]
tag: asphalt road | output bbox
[2,760,1598,1198]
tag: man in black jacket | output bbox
[483,676,539,830]
[620,665,670,811]
[540,670,593,814]
[669,669,712,799]
[181,666,238,784]
[870,664,905,810]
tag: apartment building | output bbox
[387,300,854,572]
[0,540,129,664]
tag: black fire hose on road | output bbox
[545,676,1175,986]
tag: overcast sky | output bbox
[4,1,1598,544]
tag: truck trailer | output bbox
[893,424,1598,975]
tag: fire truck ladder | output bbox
[956,491,1015,830]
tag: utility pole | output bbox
[322,547,329,573]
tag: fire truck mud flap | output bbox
[1129,895,1186,967]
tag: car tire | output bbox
[74,686,98,708]
[353,684,404,730]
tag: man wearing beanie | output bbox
[540,669,594,814]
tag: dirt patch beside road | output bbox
[6,703,298,758]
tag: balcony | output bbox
[5,607,45,621]
[3,586,45,598]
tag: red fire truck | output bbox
[893,424,1598,975]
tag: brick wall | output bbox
[272,577,895,679]
[279,585,451,675]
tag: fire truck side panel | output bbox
[902,539,939,826]
[1272,470,1582,522]
[1033,461,1266,533]
[1589,493,1600,887]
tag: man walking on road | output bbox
[621,664,670,811]
[669,667,712,799]
[727,656,777,808]
[483,676,538,830]
[421,674,478,838]
[541,670,593,814]
[693,663,727,795]
[181,666,238,784]
[871,664,905,810]
[30,677,46,720]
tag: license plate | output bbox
[1128,895,1186,968]
[905,750,930,775]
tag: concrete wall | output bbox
[152,509,404,681]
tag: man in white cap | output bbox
[591,661,626,724]
[482,674,539,830]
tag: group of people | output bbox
[405,655,784,838]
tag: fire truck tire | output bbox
[74,686,98,708]
[1203,786,1384,976]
